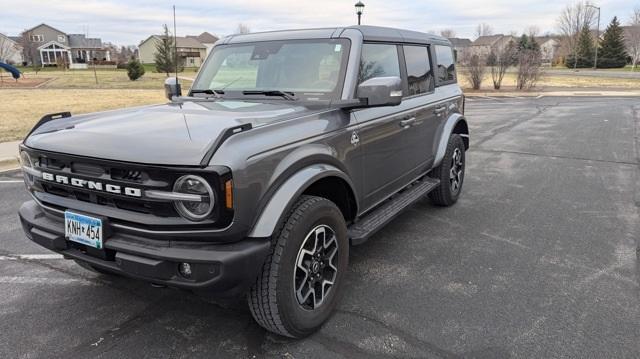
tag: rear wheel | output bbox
[248,195,349,338]
[429,134,466,206]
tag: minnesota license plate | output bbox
[64,211,103,249]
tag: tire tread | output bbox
[248,195,326,337]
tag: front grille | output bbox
[38,158,172,216]
[23,148,234,233]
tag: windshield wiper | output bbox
[190,77,244,99]
[242,90,296,101]
[190,89,224,97]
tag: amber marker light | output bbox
[225,180,233,209]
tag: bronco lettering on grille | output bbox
[41,172,142,197]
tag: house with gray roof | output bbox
[187,32,219,56]
[448,37,472,62]
[19,23,110,68]
[469,34,516,57]
[138,34,209,67]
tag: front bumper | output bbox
[18,200,270,297]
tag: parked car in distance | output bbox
[18,25,468,338]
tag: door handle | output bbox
[434,106,447,115]
[399,117,417,128]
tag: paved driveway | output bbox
[0,96,638,358]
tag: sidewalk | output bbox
[0,140,21,171]
[464,89,640,97]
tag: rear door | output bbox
[399,44,439,167]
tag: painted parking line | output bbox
[0,254,64,261]
[0,276,96,285]
[0,180,23,184]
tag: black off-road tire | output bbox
[247,195,349,338]
[429,134,466,206]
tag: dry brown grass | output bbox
[0,89,165,142]
[11,70,194,90]
[459,72,640,90]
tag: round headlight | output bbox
[173,175,215,221]
[20,151,35,187]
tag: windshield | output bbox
[192,39,350,101]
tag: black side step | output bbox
[348,177,440,245]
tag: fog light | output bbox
[178,262,192,278]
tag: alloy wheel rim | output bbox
[294,224,339,310]
[449,147,463,194]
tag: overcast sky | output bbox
[1,0,637,45]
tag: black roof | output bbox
[224,25,451,46]
[348,25,450,45]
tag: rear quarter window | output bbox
[435,45,456,84]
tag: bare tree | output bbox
[487,41,517,89]
[627,8,640,70]
[235,23,251,34]
[461,53,486,90]
[557,1,597,64]
[475,23,494,39]
[526,25,540,38]
[19,30,39,71]
[440,29,456,38]
[516,49,543,90]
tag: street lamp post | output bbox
[355,1,365,25]
[587,4,601,69]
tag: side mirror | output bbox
[356,76,402,107]
[164,77,182,100]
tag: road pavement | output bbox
[0,96,638,358]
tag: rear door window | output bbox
[402,45,434,96]
[435,45,456,84]
[358,43,400,84]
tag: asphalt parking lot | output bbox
[0,96,638,358]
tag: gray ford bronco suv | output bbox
[18,25,468,338]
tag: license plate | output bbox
[64,211,103,249]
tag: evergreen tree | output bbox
[154,24,183,76]
[517,34,529,52]
[566,24,594,68]
[597,16,628,68]
[126,58,145,81]
[529,36,540,52]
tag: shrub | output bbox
[126,59,145,81]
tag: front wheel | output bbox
[248,195,349,338]
[429,134,466,206]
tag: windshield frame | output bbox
[190,38,352,102]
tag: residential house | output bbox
[0,33,23,64]
[469,34,516,57]
[138,35,207,67]
[448,37,472,62]
[536,36,561,64]
[187,32,219,56]
[19,23,110,68]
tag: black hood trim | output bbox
[200,123,252,166]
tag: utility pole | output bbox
[587,4,601,69]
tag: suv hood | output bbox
[25,100,323,166]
